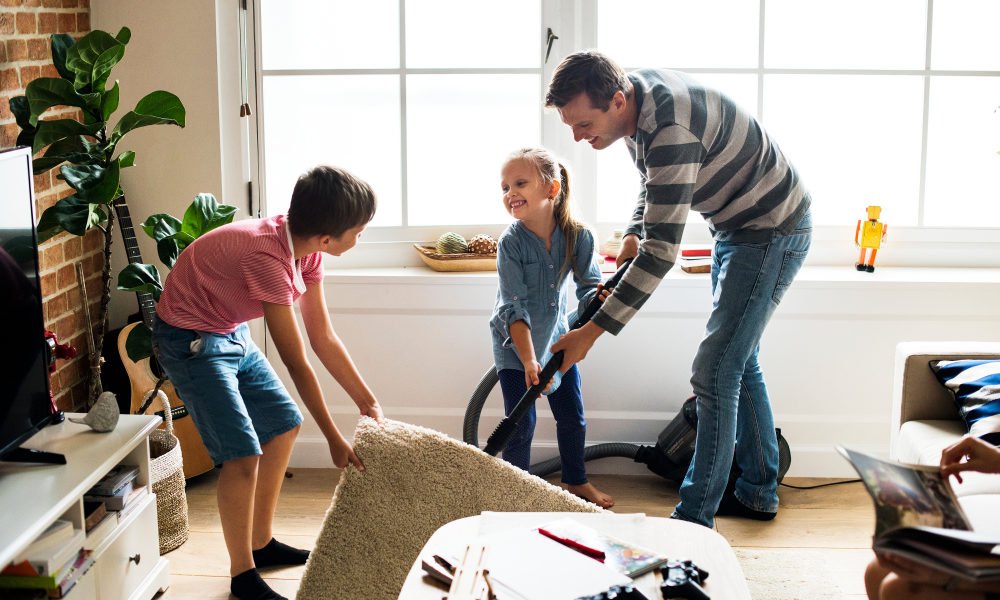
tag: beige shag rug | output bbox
[296,418,601,600]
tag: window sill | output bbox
[323,264,1000,286]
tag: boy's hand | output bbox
[330,438,365,472]
[360,401,385,424]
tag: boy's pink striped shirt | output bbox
[157,215,323,333]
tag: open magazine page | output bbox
[836,446,971,538]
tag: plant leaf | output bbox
[32,135,100,173]
[181,193,236,238]
[58,162,121,205]
[101,81,120,121]
[141,213,182,241]
[65,30,125,92]
[9,96,38,149]
[124,322,152,362]
[35,195,105,242]
[25,78,93,126]
[156,236,181,269]
[31,119,102,154]
[50,33,76,81]
[117,150,135,169]
[117,263,162,302]
[110,90,186,144]
[114,27,131,45]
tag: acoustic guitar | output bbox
[114,197,215,479]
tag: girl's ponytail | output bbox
[553,162,583,280]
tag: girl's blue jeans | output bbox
[673,212,812,527]
[497,365,588,485]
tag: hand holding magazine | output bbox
[837,445,1000,584]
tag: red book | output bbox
[680,248,711,258]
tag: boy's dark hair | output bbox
[544,50,630,110]
[287,165,377,238]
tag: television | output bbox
[0,146,64,464]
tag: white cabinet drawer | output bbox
[66,565,98,598]
[95,494,159,600]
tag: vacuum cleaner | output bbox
[466,259,792,486]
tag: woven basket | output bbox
[146,390,190,554]
[413,243,497,272]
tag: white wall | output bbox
[91,0,248,329]
[273,266,1000,478]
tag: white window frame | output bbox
[247,0,1000,269]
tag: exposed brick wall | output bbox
[1,0,96,411]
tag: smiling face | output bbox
[557,90,635,150]
[501,158,559,224]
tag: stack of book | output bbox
[679,247,712,273]
[82,465,147,525]
[0,520,94,598]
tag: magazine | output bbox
[838,446,1000,583]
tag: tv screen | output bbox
[0,146,57,460]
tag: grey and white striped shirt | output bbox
[593,68,811,335]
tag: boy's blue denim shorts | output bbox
[151,316,303,465]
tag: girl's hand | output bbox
[940,434,1000,483]
[329,437,365,472]
[523,360,552,393]
[595,283,612,303]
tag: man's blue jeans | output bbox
[673,212,812,527]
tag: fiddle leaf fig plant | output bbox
[117,193,236,362]
[8,27,186,406]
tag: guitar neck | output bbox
[112,196,157,331]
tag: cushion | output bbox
[296,418,600,600]
[929,359,1000,444]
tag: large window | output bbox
[253,0,1000,261]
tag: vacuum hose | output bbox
[464,368,792,482]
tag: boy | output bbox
[152,165,384,600]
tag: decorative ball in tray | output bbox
[413,232,497,272]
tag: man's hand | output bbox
[616,234,640,268]
[329,436,365,472]
[940,434,1000,483]
[551,321,603,373]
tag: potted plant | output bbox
[8,28,186,406]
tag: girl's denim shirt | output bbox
[490,220,601,394]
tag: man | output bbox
[547,50,812,527]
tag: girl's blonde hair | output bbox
[507,147,585,279]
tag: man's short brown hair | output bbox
[287,165,376,238]
[544,50,630,110]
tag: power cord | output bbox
[780,478,861,490]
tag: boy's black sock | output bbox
[715,489,777,521]
[231,568,287,600]
[252,538,310,568]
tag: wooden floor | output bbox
[155,469,875,599]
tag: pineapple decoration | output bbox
[467,234,498,255]
[435,232,468,254]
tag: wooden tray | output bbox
[413,244,497,272]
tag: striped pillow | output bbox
[929,359,1000,445]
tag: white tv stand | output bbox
[0,414,170,599]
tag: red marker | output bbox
[538,526,606,561]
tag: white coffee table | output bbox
[399,512,751,599]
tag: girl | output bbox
[490,147,614,509]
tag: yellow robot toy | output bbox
[855,205,887,273]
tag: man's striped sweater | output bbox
[593,68,811,335]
